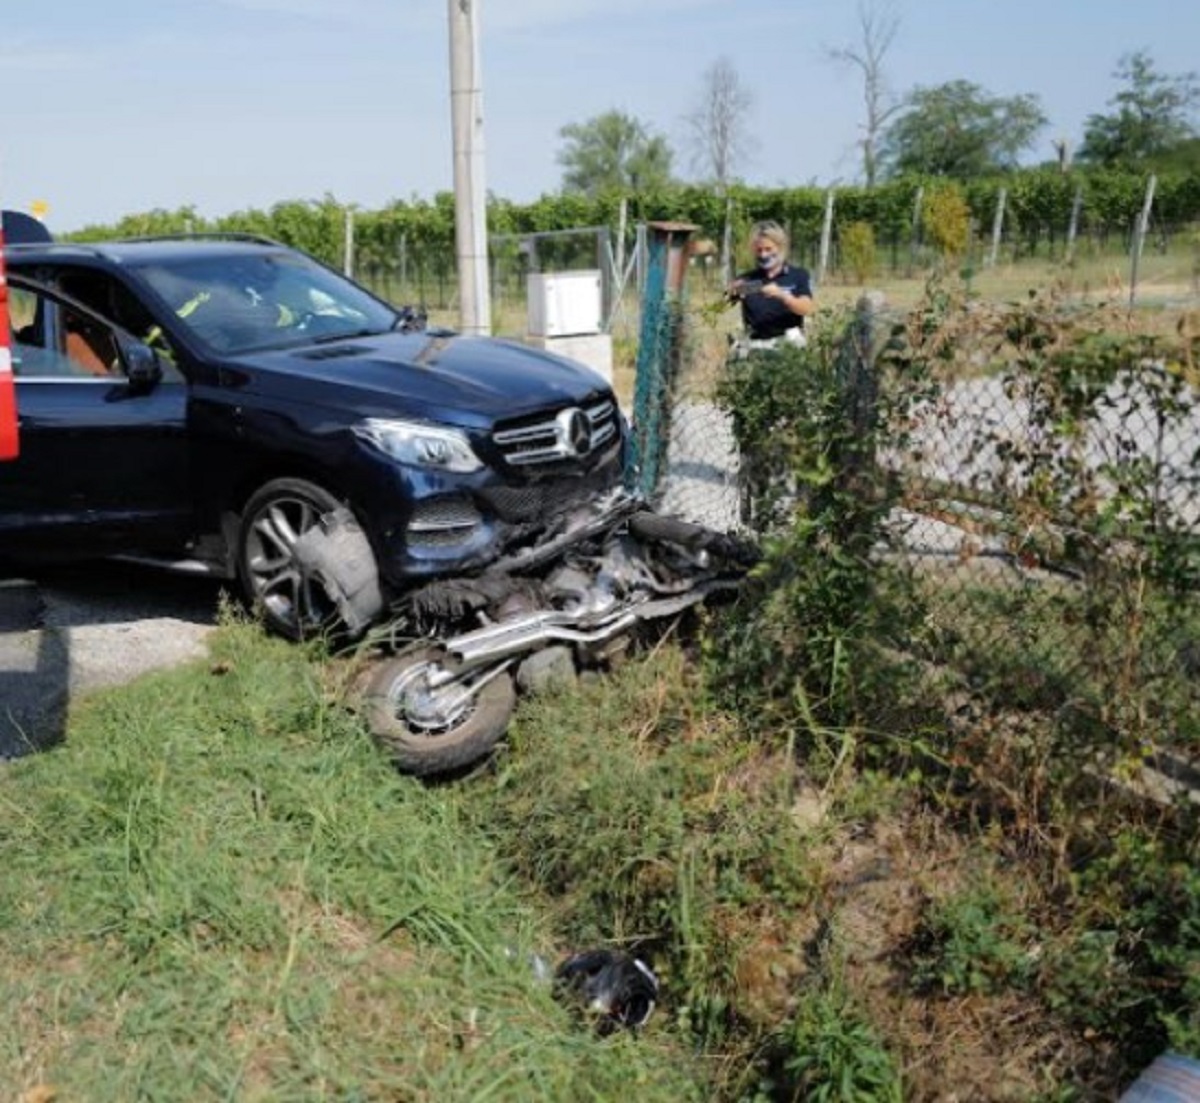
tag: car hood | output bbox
[231,331,612,427]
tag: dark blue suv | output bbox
[0,232,625,637]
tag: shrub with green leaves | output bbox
[840,220,878,285]
[922,184,971,261]
[908,877,1038,996]
[710,305,927,741]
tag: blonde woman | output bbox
[727,220,814,350]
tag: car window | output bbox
[135,250,398,354]
[54,268,185,370]
[10,285,38,334]
[9,286,49,375]
[10,285,123,380]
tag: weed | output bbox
[708,306,928,752]
[753,989,903,1103]
[1047,828,1200,1069]
[907,872,1039,996]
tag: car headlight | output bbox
[354,417,482,473]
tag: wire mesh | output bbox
[883,306,1200,769]
[643,315,743,531]
[636,285,1200,775]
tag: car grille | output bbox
[491,398,619,468]
[477,462,622,524]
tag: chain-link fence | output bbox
[883,296,1200,782]
[632,312,740,530]
[637,285,1200,782]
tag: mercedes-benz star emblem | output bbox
[555,407,592,457]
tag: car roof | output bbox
[5,235,293,269]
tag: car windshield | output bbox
[135,250,399,354]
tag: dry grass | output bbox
[806,810,1102,1101]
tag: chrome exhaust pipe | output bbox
[445,608,639,670]
[425,581,736,686]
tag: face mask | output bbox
[756,251,780,272]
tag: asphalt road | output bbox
[0,564,222,759]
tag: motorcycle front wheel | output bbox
[360,647,517,777]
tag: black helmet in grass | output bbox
[554,948,659,1033]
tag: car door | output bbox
[0,277,192,562]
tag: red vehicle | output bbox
[0,210,50,460]
[0,211,17,460]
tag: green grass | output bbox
[0,621,702,1102]
[6,607,1198,1100]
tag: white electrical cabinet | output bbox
[527,270,603,338]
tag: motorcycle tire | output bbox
[360,647,516,777]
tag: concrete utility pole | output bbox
[343,206,355,278]
[987,187,1007,268]
[448,0,491,335]
[818,189,835,283]
[1130,173,1157,309]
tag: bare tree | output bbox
[828,1,901,187]
[683,56,756,193]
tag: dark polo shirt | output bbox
[737,263,813,340]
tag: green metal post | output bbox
[629,221,697,498]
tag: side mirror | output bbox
[121,341,164,392]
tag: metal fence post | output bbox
[818,189,835,284]
[629,221,697,499]
[1065,183,1084,263]
[343,206,355,278]
[908,186,924,277]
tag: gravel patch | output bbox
[0,565,222,759]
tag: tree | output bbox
[557,111,674,196]
[827,1,901,188]
[683,56,756,192]
[1153,136,1200,174]
[1078,51,1200,168]
[880,80,1048,179]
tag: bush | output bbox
[840,221,877,285]
[710,306,927,744]
[922,184,971,261]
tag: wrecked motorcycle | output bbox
[352,491,756,777]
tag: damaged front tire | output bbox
[237,477,345,640]
[237,478,383,642]
[360,647,517,776]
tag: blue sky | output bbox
[4,0,1197,232]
